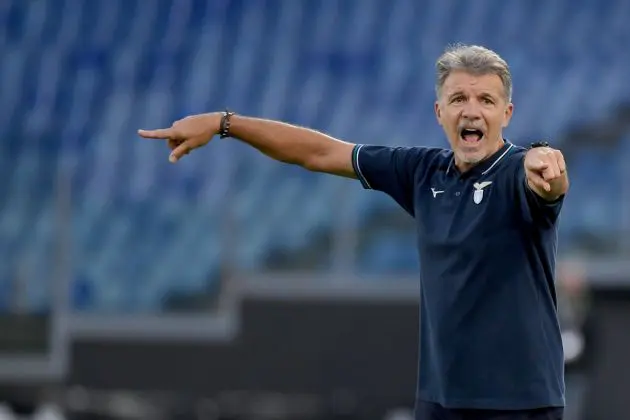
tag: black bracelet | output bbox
[529,141,549,149]
[219,109,235,138]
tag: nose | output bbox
[461,101,482,120]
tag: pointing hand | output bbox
[138,113,222,163]
[524,146,567,193]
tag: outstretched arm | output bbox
[138,112,357,178]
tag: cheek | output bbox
[442,112,459,128]
[486,113,505,129]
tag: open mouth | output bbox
[460,128,484,143]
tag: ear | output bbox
[502,103,514,128]
[435,101,442,126]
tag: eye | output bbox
[451,96,465,104]
[482,97,494,105]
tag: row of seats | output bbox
[0,0,628,312]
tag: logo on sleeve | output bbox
[473,181,492,204]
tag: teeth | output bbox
[461,128,483,136]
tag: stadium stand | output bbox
[1,0,629,312]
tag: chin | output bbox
[457,151,485,165]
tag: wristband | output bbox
[219,109,235,138]
[529,141,549,149]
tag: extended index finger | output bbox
[137,128,176,139]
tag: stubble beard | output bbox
[456,149,485,166]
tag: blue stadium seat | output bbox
[1,0,629,312]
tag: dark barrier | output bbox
[69,299,419,419]
[580,287,630,420]
[66,285,630,420]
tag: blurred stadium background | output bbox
[0,0,629,419]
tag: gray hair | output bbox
[435,44,512,102]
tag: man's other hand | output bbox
[524,145,569,201]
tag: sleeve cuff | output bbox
[352,144,372,189]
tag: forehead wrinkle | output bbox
[443,73,504,98]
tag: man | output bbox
[139,44,569,420]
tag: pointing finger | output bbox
[529,172,551,192]
[138,128,176,139]
[542,168,556,182]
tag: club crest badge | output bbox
[473,181,492,204]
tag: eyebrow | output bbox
[478,92,497,99]
[447,91,465,100]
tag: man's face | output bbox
[435,71,513,171]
